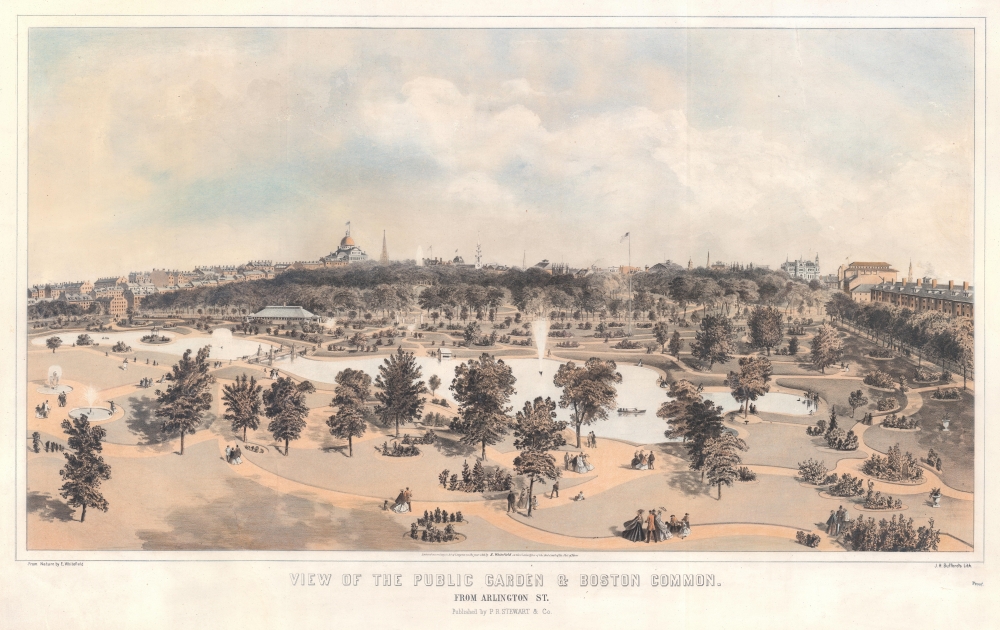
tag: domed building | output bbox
[322,226,369,264]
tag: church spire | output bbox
[379,230,388,264]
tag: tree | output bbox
[810,324,843,373]
[513,450,559,517]
[667,330,683,358]
[349,332,367,350]
[847,389,869,418]
[428,374,442,396]
[263,376,316,455]
[553,358,622,448]
[58,415,111,522]
[375,347,427,437]
[222,373,263,442]
[450,353,516,460]
[46,336,62,353]
[727,356,772,418]
[690,314,735,368]
[787,336,799,355]
[682,399,726,481]
[653,322,670,352]
[512,397,568,452]
[747,306,783,355]
[76,334,93,346]
[155,346,215,455]
[327,368,372,457]
[656,379,704,439]
[704,431,748,499]
[463,321,481,345]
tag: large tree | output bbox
[450,353,516,460]
[810,324,843,373]
[656,379,705,440]
[653,322,670,352]
[690,314,736,368]
[374,347,427,437]
[727,356,772,418]
[554,358,622,448]
[667,330,683,359]
[327,368,372,457]
[747,305,783,355]
[264,376,316,455]
[58,415,111,523]
[428,374,442,396]
[704,431,749,499]
[683,399,726,481]
[847,389,869,418]
[222,373,263,442]
[511,396,566,516]
[46,336,62,353]
[155,346,215,455]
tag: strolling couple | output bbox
[225,444,243,465]
[392,487,412,513]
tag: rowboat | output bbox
[617,407,646,416]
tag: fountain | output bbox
[68,385,113,421]
[530,318,550,375]
[37,365,73,394]
[416,246,424,266]
[211,327,233,352]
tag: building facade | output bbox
[247,305,321,324]
[871,279,974,318]
[838,261,898,294]
[780,255,821,281]
[321,228,369,265]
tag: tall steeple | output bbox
[907,259,913,283]
[706,251,710,269]
[379,230,388,264]
[687,257,692,271]
[475,234,482,270]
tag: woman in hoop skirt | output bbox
[622,509,646,542]
[391,489,410,513]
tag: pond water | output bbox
[278,357,813,445]
[31,329,277,361]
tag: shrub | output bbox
[612,339,642,350]
[798,458,829,484]
[864,369,896,388]
[111,341,132,353]
[941,370,952,383]
[805,418,827,436]
[913,368,939,382]
[795,531,821,548]
[861,444,924,482]
[881,414,918,429]
[843,515,939,551]
[827,473,865,497]
[931,388,961,400]
[868,347,894,359]
[863,489,903,510]
[827,428,859,451]
[736,466,757,482]
[440,465,512,493]
[876,397,898,412]
[377,440,420,457]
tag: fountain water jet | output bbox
[530,318,550,375]
[68,385,113,421]
[416,246,424,266]
[37,365,73,394]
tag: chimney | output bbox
[963,281,969,290]
[948,280,954,290]
[931,279,937,288]
[916,278,922,287]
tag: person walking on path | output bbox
[826,510,837,535]
[551,481,559,499]
[507,490,516,512]
[648,451,656,470]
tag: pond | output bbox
[278,357,813,445]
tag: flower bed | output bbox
[931,388,961,400]
[875,397,898,412]
[861,444,924,483]
[880,413,919,430]
[867,347,895,359]
[864,369,896,389]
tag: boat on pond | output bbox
[617,407,646,416]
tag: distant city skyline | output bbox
[29,28,974,284]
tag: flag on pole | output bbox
[620,232,630,242]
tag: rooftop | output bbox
[872,281,974,304]
[250,305,318,319]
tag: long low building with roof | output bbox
[247,305,322,324]
[871,278,974,318]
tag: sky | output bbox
[28,28,974,284]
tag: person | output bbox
[835,506,847,535]
[669,514,679,533]
[404,487,412,512]
[232,445,242,465]
[648,451,656,470]
[507,489,517,512]
[574,491,585,501]
[590,431,597,448]
[680,514,691,539]
[655,509,673,541]
[646,508,658,543]
[622,509,646,542]
[531,495,538,511]
[391,489,409,513]
[551,481,559,499]
[225,445,232,463]
[826,510,837,535]
[581,453,594,473]
[564,451,571,470]
[517,490,528,510]
[110,400,116,414]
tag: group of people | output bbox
[264,368,280,379]
[34,400,51,419]
[564,451,594,474]
[224,444,243,465]
[622,509,690,543]
[585,431,598,448]
[825,505,851,536]
[506,489,540,513]
[137,377,154,388]
[388,488,413,513]
[630,450,655,470]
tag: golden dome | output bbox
[340,235,356,247]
